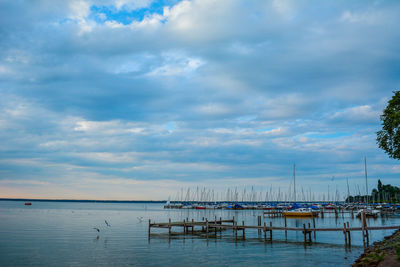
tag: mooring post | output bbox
[148,219,151,236]
[347,222,351,245]
[258,216,261,235]
[321,209,324,218]
[169,218,171,235]
[183,219,186,234]
[192,218,194,233]
[308,223,312,242]
[269,221,273,240]
[361,211,366,248]
[263,222,267,241]
[351,210,354,219]
[242,221,245,239]
[303,224,306,243]
[364,212,369,246]
[284,216,287,239]
[234,221,238,241]
[312,216,316,239]
[343,223,348,245]
[206,218,209,239]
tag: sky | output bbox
[0,0,400,201]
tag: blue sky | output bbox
[0,0,400,200]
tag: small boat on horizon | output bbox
[24,202,32,206]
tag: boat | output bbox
[24,202,32,205]
[356,209,380,218]
[283,207,319,217]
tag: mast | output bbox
[346,177,350,203]
[293,163,296,202]
[364,157,368,204]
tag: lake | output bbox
[1,200,399,266]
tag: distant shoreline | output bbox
[0,198,166,203]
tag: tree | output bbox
[377,91,400,159]
[378,179,383,192]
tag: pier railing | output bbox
[149,212,399,248]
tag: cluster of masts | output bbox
[171,186,345,203]
[171,159,374,204]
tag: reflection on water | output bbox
[1,201,400,266]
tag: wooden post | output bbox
[269,221,273,240]
[148,219,151,236]
[303,224,306,243]
[242,221,245,239]
[284,216,287,239]
[312,216,316,239]
[361,211,366,248]
[258,216,261,235]
[364,213,369,246]
[206,219,209,239]
[234,221,238,241]
[264,222,267,241]
[351,210,354,219]
[321,209,324,218]
[183,219,186,234]
[347,222,351,246]
[343,223,348,245]
[169,218,171,235]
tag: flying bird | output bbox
[137,216,143,222]
[93,227,100,232]
[105,220,111,227]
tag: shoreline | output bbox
[353,229,400,266]
[0,198,166,203]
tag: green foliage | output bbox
[346,180,400,203]
[397,244,400,260]
[362,251,385,264]
[377,91,400,159]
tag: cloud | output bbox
[0,0,400,199]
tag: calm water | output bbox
[1,201,400,266]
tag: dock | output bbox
[149,212,400,248]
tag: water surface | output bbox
[1,201,399,266]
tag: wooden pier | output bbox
[149,212,400,248]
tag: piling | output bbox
[312,216,316,239]
[270,221,273,240]
[303,224,307,243]
[169,218,171,234]
[364,213,369,246]
[347,222,351,245]
[148,219,151,236]
[361,211,366,248]
[258,216,261,235]
[263,222,267,241]
[284,216,288,239]
[242,221,246,239]
[234,221,238,241]
[206,219,209,239]
[343,223,348,245]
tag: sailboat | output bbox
[283,164,319,218]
